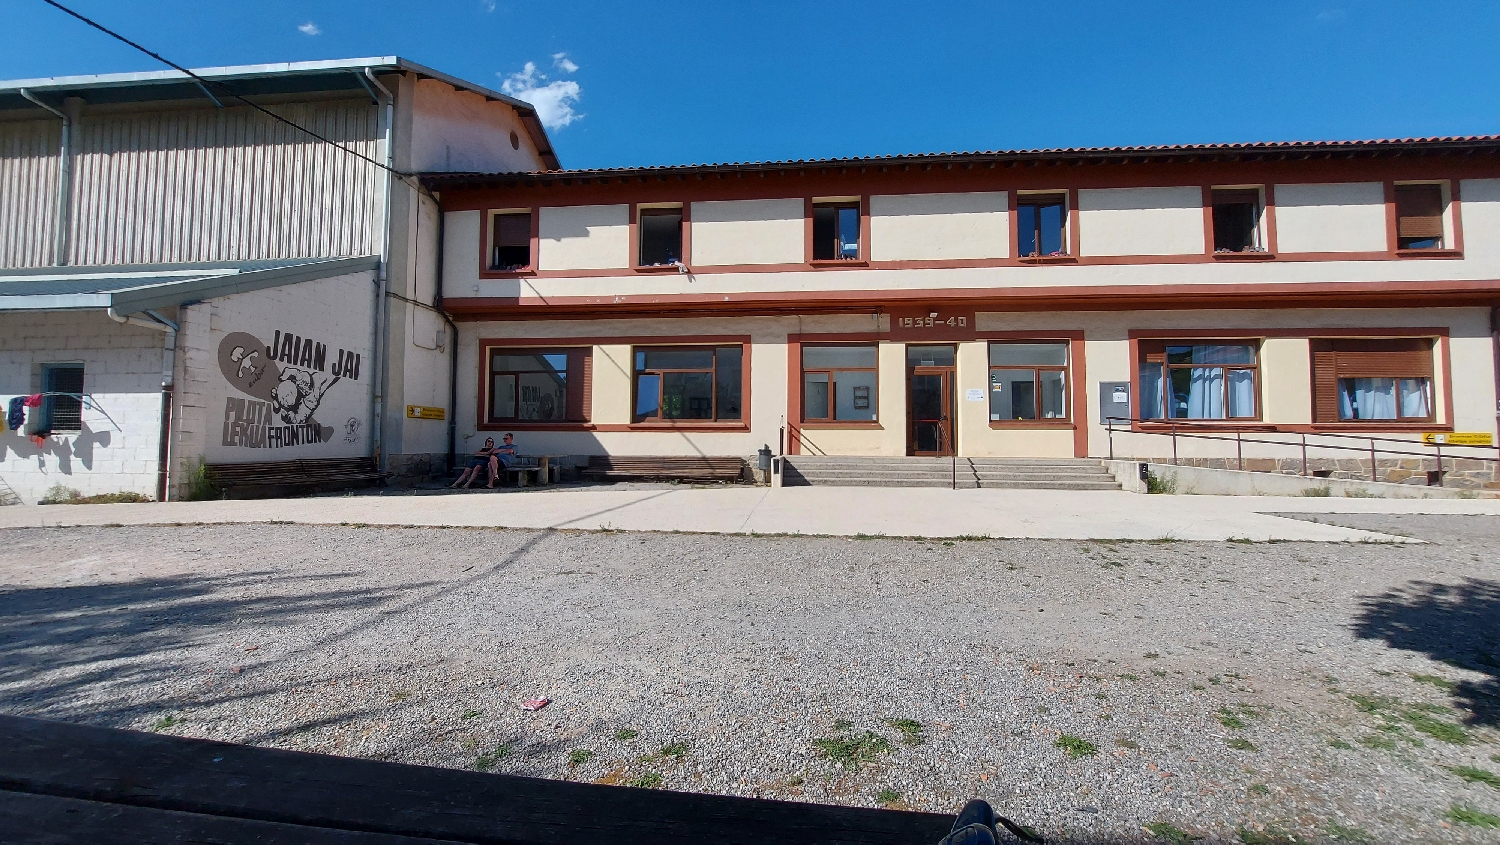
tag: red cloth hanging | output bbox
[23,394,43,407]
[29,434,47,447]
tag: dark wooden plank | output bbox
[0,790,465,845]
[0,716,953,845]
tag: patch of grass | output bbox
[833,718,854,731]
[1447,805,1500,828]
[875,788,901,804]
[1358,734,1397,750]
[885,718,925,746]
[814,731,891,770]
[614,728,639,741]
[785,774,804,787]
[1225,737,1258,751]
[659,741,689,758]
[1402,711,1470,745]
[1347,693,1399,713]
[1343,488,1380,498]
[1327,738,1353,750]
[568,749,593,766]
[1236,826,1299,844]
[1301,485,1332,497]
[1409,673,1456,692]
[1145,469,1178,494]
[1152,669,1168,677]
[1322,822,1371,843]
[474,744,512,771]
[1117,673,1140,680]
[1248,783,1270,796]
[628,772,664,789]
[460,709,482,720]
[1191,684,1206,691]
[38,484,153,504]
[1447,765,1500,788]
[1144,821,1200,843]
[1218,709,1248,730]
[1055,734,1098,758]
[150,715,181,731]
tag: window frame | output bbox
[1393,182,1447,252]
[1310,337,1438,426]
[480,346,591,428]
[986,341,1071,425]
[1209,187,1267,255]
[808,197,866,264]
[482,208,537,276]
[1015,192,1070,259]
[631,344,748,425]
[800,344,879,425]
[634,203,688,271]
[1137,340,1262,423]
[40,362,85,433]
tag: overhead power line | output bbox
[39,0,410,179]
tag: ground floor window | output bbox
[988,342,1068,421]
[1311,338,1435,423]
[1139,341,1258,420]
[41,363,84,432]
[488,348,590,423]
[634,345,743,422]
[802,345,877,422]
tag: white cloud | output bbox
[499,60,583,130]
[552,52,579,74]
[480,0,496,11]
[298,21,321,36]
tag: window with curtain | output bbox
[1310,338,1435,423]
[488,349,590,423]
[489,211,532,271]
[1017,194,1067,257]
[802,345,877,422]
[1394,184,1445,250]
[1138,342,1258,420]
[988,342,1068,421]
[634,346,743,422]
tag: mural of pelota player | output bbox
[273,367,339,426]
[217,330,356,446]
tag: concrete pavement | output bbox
[3,485,1498,540]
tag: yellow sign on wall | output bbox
[1422,432,1493,446]
[406,405,446,420]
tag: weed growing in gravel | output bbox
[474,744,512,771]
[1218,709,1248,730]
[150,715,181,731]
[885,718,925,746]
[1116,738,1139,750]
[1447,805,1500,828]
[614,728,639,741]
[785,774,804,787]
[1144,652,1160,659]
[1446,766,1500,788]
[568,749,593,766]
[833,718,854,730]
[1409,673,1456,692]
[1117,673,1140,681]
[390,691,411,702]
[1143,821,1200,843]
[1327,738,1354,750]
[1321,821,1371,842]
[1301,485,1332,497]
[1152,669,1168,677]
[814,729,891,770]
[628,772,664,789]
[876,788,901,804]
[1248,783,1270,796]
[659,741,689,758]
[1191,684,1206,691]
[1235,825,1298,844]
[1054,734,1098,757]
[460,709,482,720]
[1358,734,1397,750]
[1225,737,1258,751]
[1402,711,1469,745]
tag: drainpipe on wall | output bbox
[1492,306,1500,429]
[431,197,459,476]
[363,68,396,472]
[19,89,70,266]
[108,307,178,502]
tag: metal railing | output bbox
[1104,416,1499,485]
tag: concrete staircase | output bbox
[781,456,1121,490]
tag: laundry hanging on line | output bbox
[6,396,24,431]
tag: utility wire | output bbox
[39,0,411,179]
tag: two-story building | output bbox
[426,138,1500,487]
[0,57,556,503]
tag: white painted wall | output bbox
[1459,178,1500,260]
[538,205,629,270]
[407,77,547,174]
[869,192,1009,261]
[1077,187,1204,256]
[0,311,166,504]
[690,199,804,265]
[1273,182,1387,253]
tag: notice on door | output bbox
[965,388,985,402]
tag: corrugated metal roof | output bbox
[421,134,1500,187]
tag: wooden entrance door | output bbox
[908,368,954,456]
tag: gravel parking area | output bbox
[2,516,1498,843]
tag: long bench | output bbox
[206,457,389,498]
[583,455,746,483]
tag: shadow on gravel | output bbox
[1352,577,1500,725]
[0,571,417,723]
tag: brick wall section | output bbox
[168,301,214,498]
[0,312,167,504]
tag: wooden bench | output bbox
[583,455,746,483]
[207,457,389,498]
[0,714,954,844]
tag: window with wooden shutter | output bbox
[1394,184,1444,250]
[489,211,533,271]
[1309,338,1435,423]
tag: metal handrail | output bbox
[1103,416,1497,484]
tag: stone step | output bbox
[780,456,1120,489]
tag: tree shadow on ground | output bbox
[0,571,422,724]
[1351,577,1500,726]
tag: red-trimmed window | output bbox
[488,348,590,423]
[988,343,1068,421]
[802,345,878,422]
[633,346,743,422]
[1311,339,1435,423]
[488,210,532,271]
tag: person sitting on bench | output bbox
[487,433,518,481]
[451,437,501,489]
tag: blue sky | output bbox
[5,1,1500,171]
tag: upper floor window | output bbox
[488,348,589,423]
[638,206,684,267]
[1139,342,1258,421]
[1395,184,1445,250]
[1211,188,1263,253]
[1311,338,1434,423]
[41,363,84,432]
[489,211,532,271]
[802,345,878,422]
[1017,194,1067,257]
[634,346,743,422]
[812,201,861,261]
[988,343,1068,421]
